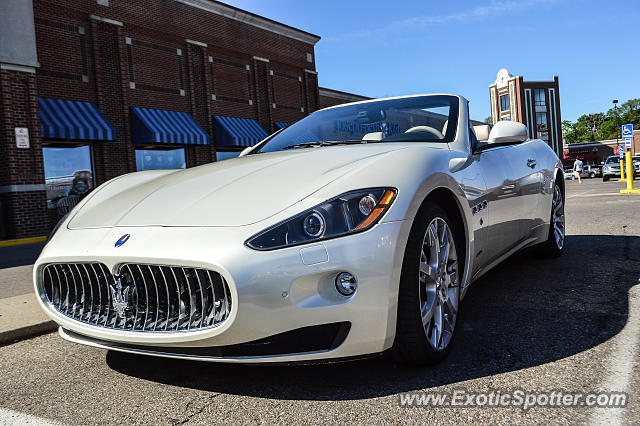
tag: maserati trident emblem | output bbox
[114,234,130,248]
[109,278,131,318]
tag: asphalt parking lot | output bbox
[0,178,638,425]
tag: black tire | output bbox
[603,176,609,182]
[536,180,565,258]
[393,204,461,365]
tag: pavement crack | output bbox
[170,393,222,425]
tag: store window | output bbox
[499,94,509,112]
[135,147,186,171]
[43,144,94,219]
[536,112,548,130]
[535,89,546,107]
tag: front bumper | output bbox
[34,220,408,363]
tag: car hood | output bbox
[68,144,412,229]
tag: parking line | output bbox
[0,407,62,425]
[590,283,640,424]
[567,192,624,199]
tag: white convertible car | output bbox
[35,94,565,365]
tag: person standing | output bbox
[573,157,583,184]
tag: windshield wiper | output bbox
[282,140,380,150]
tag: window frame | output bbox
[499,94,510,112]
[534,88,546,107]
[536,111,548,130]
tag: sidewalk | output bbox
[0,242,56,345]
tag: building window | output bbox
[536,112,548,130]
[135,147,186,171]
[43,144,94,219]
[501,116,511,121]
[535,88,546,106]
[499,94,509,111]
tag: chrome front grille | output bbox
[40,263,231,332]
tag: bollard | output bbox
[620,150,640,194]
[619,157,626,181]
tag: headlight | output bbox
[246,188,397,250]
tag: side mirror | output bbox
[487,121,528,144]
[237,146,253,157]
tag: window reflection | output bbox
[135,148,186,171]
[42,145,94,219]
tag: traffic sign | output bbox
[626,139,632,149]
[622,124,633,137]
[619,145,625,156]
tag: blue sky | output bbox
[226,0,639,122]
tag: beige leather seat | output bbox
[473,125,491,142]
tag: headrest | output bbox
[362,132,383,141]
[473,125,491,141]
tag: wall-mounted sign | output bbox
[15,127,30,149]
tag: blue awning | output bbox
[213,115,269,147]
[131,107,209,145]
[274,121,290,130]
[39,98,115,140]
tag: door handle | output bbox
[527,159,537,168]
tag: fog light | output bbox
[335,272,357,296]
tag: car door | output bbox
[475,145,526,264]
[505,140,544,239]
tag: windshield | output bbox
[257,95,459,153]
[605,157,620,164]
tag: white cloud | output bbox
[325,0,556,42]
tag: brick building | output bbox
[489,68,562,158]
[563,130,640,165]
[318,87,370,110]
[0,0,338,240]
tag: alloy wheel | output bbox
[553,185,565,250]
[418,217,459,351]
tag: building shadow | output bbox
[106,234,639,400]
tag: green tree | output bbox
[484,116,492,124]
[564,98,640,143]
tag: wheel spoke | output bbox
[420,260,438,283]
[429,303,443,348]
[421,297,436,327]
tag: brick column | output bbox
[185,41,213,166]
[252,57,272,133]
[0,66,49,238]
[303,69,319,114]
[90,16,133,184]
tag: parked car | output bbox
[35,94,565,365]
[564,167,576,180]
[603,155,639,181]
[564,167,588,180]
[584,164,601,178]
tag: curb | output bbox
[0,293,58,346]
[0,236,47,248]
[0,321,57,346]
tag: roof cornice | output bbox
[174,0,321,45]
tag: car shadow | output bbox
[106,234,640,400]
